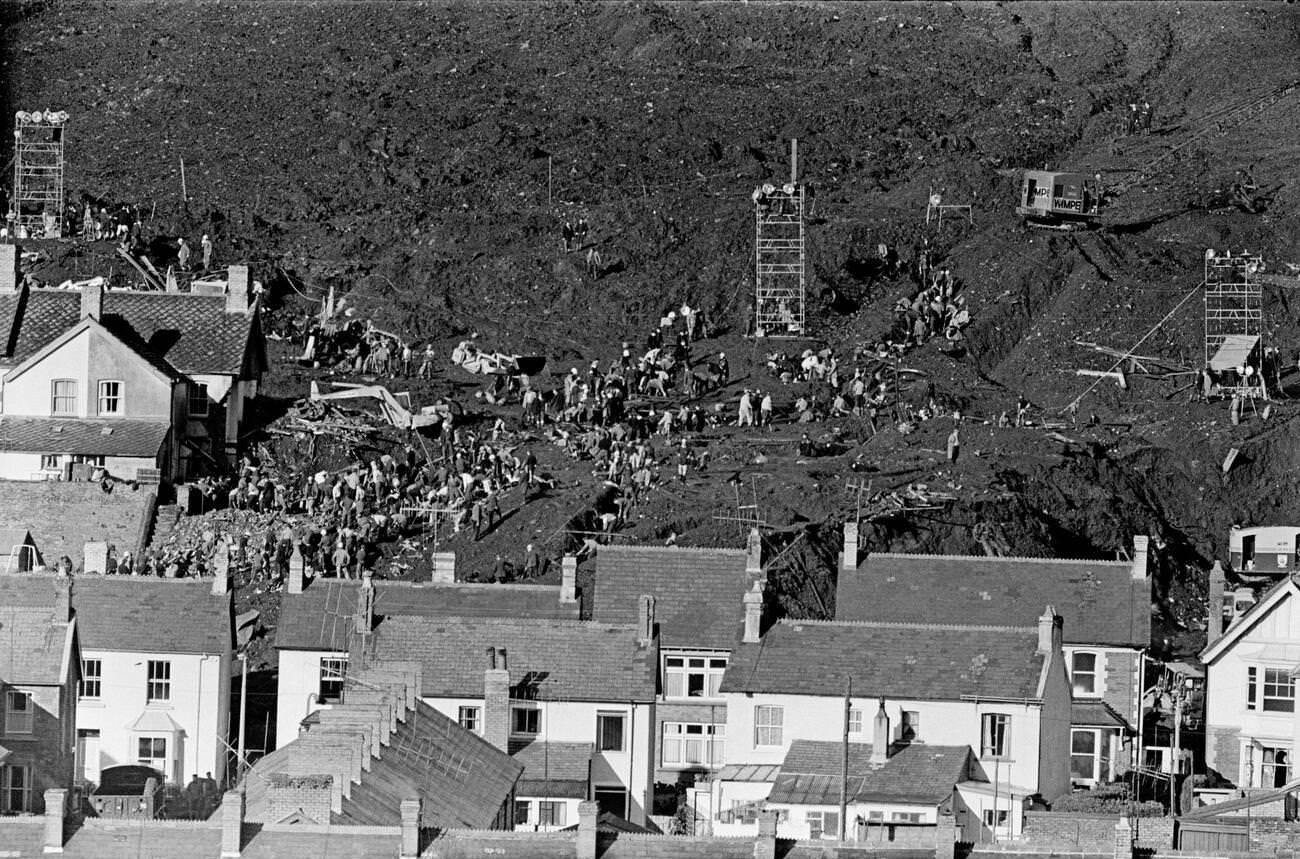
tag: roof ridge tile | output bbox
[865,551,1128,566]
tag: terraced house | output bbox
[0,246,265,480]
[834,525,1152,787]
[592,535,767,785]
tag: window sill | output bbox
[144,703,174,710]
[980,756,1015,763]
[661,696,726,704]
[77,699,105,708]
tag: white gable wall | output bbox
[1205,589,1300,787]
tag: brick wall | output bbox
[426,828,577,859]
[265,773,333,824]
[600,832,754,858]
[1020,812,1174,850]
[1250,818,1300,853]
[1102,650,1137,725]
[1206,725,1240,782]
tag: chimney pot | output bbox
[560,555,577,604]
[842,521,859,571]
[80,282,103,321]
[743,581,764,644]
[871,698,889,765]
[746,528,762,573]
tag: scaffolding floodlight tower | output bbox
[1204,248,1266,398]
[10,109,68,238]
[754,139,806,338]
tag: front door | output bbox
[76,729,101,784]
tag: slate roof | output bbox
[371,615,657,702]
[1,288,259,376]
[511,740,592,798]
[0,574,229,654]
[275,580,580,652]
[720,619,1045,700]
[0,416,169,457]
[835,553,1150,648]
[768,740,973,806]
[593,545,759,650]
[0,604,72,685]
[1072,700,1130,730]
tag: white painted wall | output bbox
[423,695,656,825]
[274,649,348,749]
[721,693,1044,791]
[76,648,231,786]
[0,451,160,482]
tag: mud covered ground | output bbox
[5,1,1300,658]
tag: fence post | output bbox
[42,788,66,854]
[577,800,599,859]
[220,790,244,858]
[754,809,778,859]
[936,812,957,859]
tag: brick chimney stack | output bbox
[483,647,510,752]
[560,555,577,604]
[746,527,762,574]
[1132,535,1150,580]
[1037,605,1062,655]
[80,281,102,320]
[637,594,655,647]
[1207,561,1226,642]
[842,521,859,571]
[0,244,18,294]
[225,264,251,314]
[871,698,890,765]
[53,575,71,623]
[743,581,764,644]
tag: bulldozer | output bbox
[1015,170,1102,230]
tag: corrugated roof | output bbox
[593,545,758,650]
[768,740,973,806]
[275,580,580,652]
[0,574,229,654]
[2,288,260,376]
[836,553,1150,649]
[370,615,657,702]
[720,619,1044,700]
[0,416,169,457]
[715,763,781,783]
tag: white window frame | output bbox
[754,705,783,747]
[1071,651,1100,697]
[39,454,60,471]
[980,713,1011,759]
[458,706,480,733]
[318,657,347,704]
[97,380,123,416]
[661,722,725,768]
[1,765,30,813]
[847,708,863,734]
[71,454,105,467]
[4,691,32,735]
[597,711,626,753]
[50,379,76,416]
[806,809,840,840]
[513,798,531,827]
[136,735,169,772]
[1070,728,1101,784]
[79,658,102,699]
[1260,745,1291,788]
[146,660,171,704]
[188,383,210,418]
[663,652,728,699]
[538,800,566,827]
